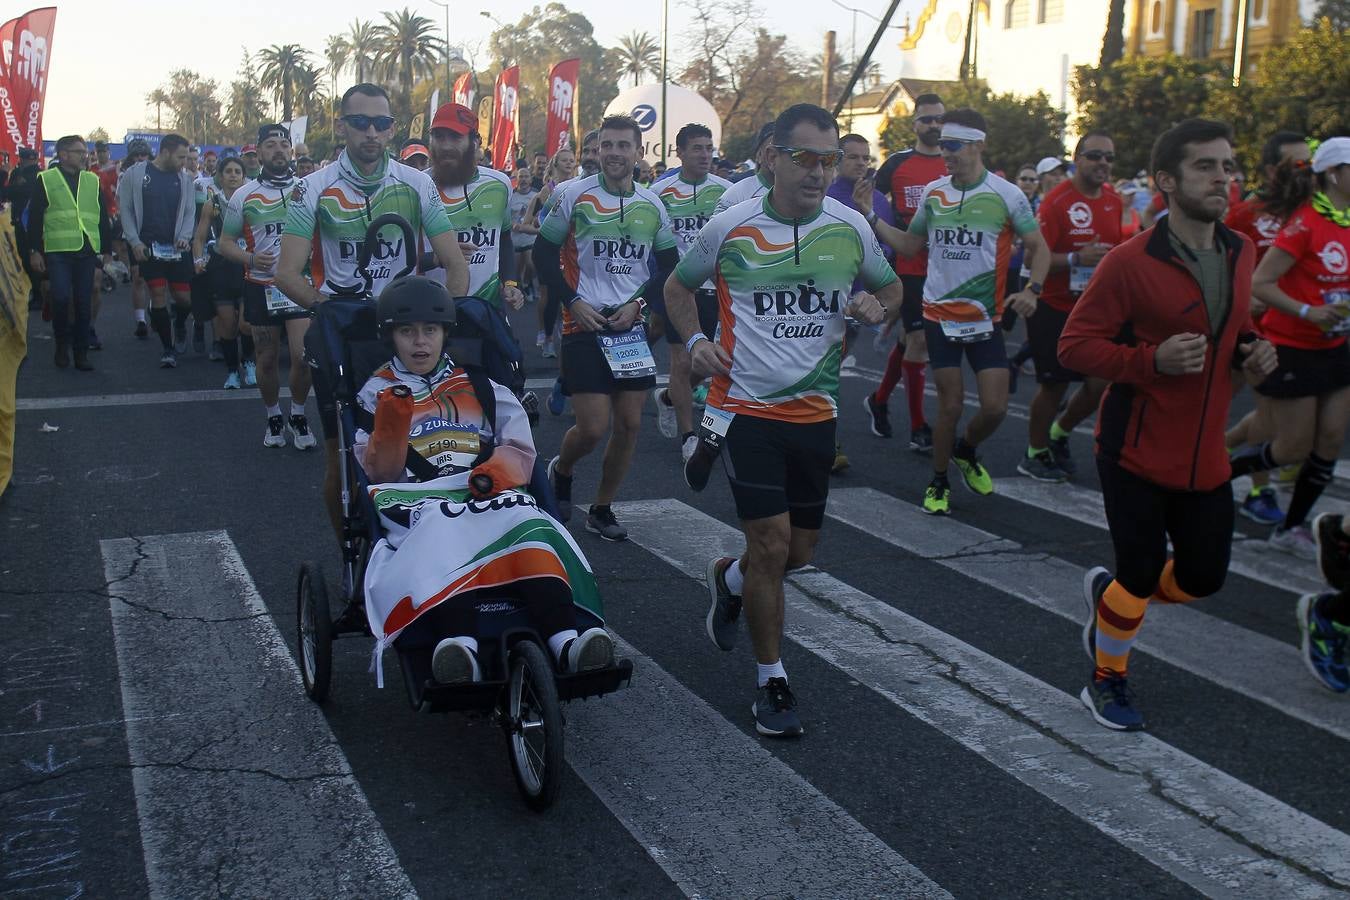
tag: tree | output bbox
[613,31,661,87]
[1314,0,1350,30]
[375,8,446,120]
[87,126,109,144]
[346,19,382,85]
[1100,0,1126,67]
[225,52,268,143]
[257,44,311,123]
[160,69,221,142]
[324,34,350,100]
[680,0,757,100]
[145,89,171,130]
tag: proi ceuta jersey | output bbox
[652,170,733,291]
[421,166,514,306]
[222,174,298,285]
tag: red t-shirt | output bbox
[1035,179,1122,313]
[97,163,119,217]
[1225,198,1284,262]
[877,148,949,276]
[1260,202,1350,350]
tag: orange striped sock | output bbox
[1094,579,1150,679]
[1152,560,1199,605]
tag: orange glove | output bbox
[468,453,515,499]
[365,385,413,481]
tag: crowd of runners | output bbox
[7,79,1349,737]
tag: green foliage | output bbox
[1314,0,1350,31]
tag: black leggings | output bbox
[394,577,578,650]
[1097,457,1234,599]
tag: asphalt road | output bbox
[2,283,1348,899]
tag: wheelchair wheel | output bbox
[505,641,564,810]
[296,562,333,703]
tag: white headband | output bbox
[941,124,985,142]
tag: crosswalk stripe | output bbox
[992,477,1327,596]
[99,532,417,900]
[565,637,949,899]
[618,499,1350,896]
[826,487,1349,741]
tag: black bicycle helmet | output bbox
[376,275,458,334]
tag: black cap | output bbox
[18,147,38,160]
[755,122,776,151]
[257,124,290,145]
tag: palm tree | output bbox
[374,8,446,117]
[257,43,311,122]
[146,89,171,129]
[226,79,268,139]
[346,19,382,84]
[294,63,325,118]
[614,31,661,87]
[1100,0,1126,66]
[324,34,350,99]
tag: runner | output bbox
[649,123,732,459]
[240,144,261,179]
[534,114,680,540]
[191,155,253,388]
[295,155,317,178]
[667,103,900,737]
[1227,137,1350,559]
[508,166,538,302]
[118,134,198,368]
[422,103,524,311]
[1034,157,1068,206]
[865,93,946,451]
[400,140,430,172]
[578,129,600,177]
[1018,132,1121,483]
[201,149,218,178]
[117,140,153,338]
[275,83,468,539]
[860,109,1049,515]
[25,135,113,371]
[522,146,579,360]
[713,122,776,215]
[1060,118,1276,730]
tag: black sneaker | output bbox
[173,318,189,354]
[863,392,892,438]
[1314,513,1350,591]
[753,677,803,737]
[547,456,572,523]
[1049,435,1076,476]
[1017,450,1069,483]
[909,422,933,453]
[586,504,627,542]
[159,349,177,368]
[705,557,742,651]
[88,329,102,351]
[134,321,148,339]
[1082,566,1111,663]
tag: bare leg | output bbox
[595,390,646,506]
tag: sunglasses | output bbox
[1017,175,1037,182]
[938,139,975,153]
[775,145,843,169]
[915,115,944,125]
[1081,150,1116,162]
[342,114,396,132]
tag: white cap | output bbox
[1035,157,1067,176]
[1312,137,1350,174]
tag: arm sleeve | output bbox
[673,214,725,290]
[221,190,244,241]
[1009,189,1039,236]
[25,177,46,252]
[859,222,899,293]
[282,178,318,239]
[1058,250,1160,384]
[537,181,574,245]
[498,233,517,282]
[177,174,197,243]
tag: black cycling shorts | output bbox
[140,252,194,290]
[1255,341,1350,400]
[1027,302,1084,384]
[923,320,1009,372]
[898,274,927,334]
[244,281,312,328]
[722,414,835,529]
[560,332,655,395]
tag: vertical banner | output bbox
[1,8,56,160]
[0,17,25,160]
[476,96,493,147]
[427,88,439,124]
[408,113,425,140]
[491,66,519,172]
[545,58,580,156]
[288,115,307,146]
[452,72,474,108]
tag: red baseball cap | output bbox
[400,143,430,161]
[430,103,478,136]
[241,144,258,155]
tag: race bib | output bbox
[265,284,302,314]
[700,404,734,440]
[1323,289,1350,336]
[151,242,179,261]
[411,422,482,473]
[597,325,657,379]
[939,318,994,344]
[1069,265,1096,294]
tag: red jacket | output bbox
[1059,217,1257,492]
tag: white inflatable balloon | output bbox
[603,83,723,165]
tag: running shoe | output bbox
[541,339,557,359]
[159,349,177,368]
[242,360,258,387]
[753,677,803,737]
[208,341,224,362]
[1239,487,1284,526]
[1081,671,1144,731]
[1295,593,1349,693]
[134,320,149,339]
[653,387,677,439]
[586,505,627,542]
[547,378,566,416]
[263,414,287,448]
[287,414,317,450]
[863,392,892,438]
[681,434,699,463]
[832,445,850,474]
[223,371,241,390]
[953,453,994,495]
[87,329,102,351]
[909,422,933,453]
[705,556,742,651]
[173,318,189,354]
[1269,524,1316,561]
[431,637,482,684]
[547,456,572,522]
[922,478,951,516]
[1314,513,1350,591]
[535,329,547,349]
[1018,450,1069,483]
[564,628,615,673]
[1081,566,1111,663]
[1049,435,1076,476]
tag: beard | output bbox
[1174,189,1227,224]
[918,129,941,147]
[433,150,476,185]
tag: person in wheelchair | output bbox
[356,275,614,685]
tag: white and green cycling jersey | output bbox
[283,152,452,299]
[653,171,733,291]
[422,166,513,305]
[222,175,297,284]
[713,170,771,215]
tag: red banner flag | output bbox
[491,66,519,173]
[0,8,56,161]
[544,59,580,157]
[452,71,475,108]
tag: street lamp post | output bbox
[660,0,669,164]
[429,0,451,95]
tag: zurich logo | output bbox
[631,104,657,131]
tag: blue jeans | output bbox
[45,252,96,351]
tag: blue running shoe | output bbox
[1296,593,1349,693]
[548,377,566,416]
[1239,486,1284,526]
[753,678,803,737]
[1081,672,1145,731]
[1082,566,1111,663]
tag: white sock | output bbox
[757,660,787,687]
[547,628,579,662]
[135,309,147,322]
[290,401,306,418]
[724,559,745,595]
[266,404,282,418]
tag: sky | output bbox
[40,0,923,141]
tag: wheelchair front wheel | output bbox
[504,640,564,810]
[297,562,334,703]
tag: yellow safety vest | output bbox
[38,168,101,254]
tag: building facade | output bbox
[1130,0,1320,71]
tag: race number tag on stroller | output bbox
[939,317,994,344]
[265,285,303,314]
[411,419,482,473]
[597,325,656,378]
[151,242,179,261]
[1069,264,1096,294]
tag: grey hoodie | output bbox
[117,159,196,249]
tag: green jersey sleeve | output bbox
[1010,190,1038,235]
[860,226,899,292]
[414,170,452,238]
[653,201,677,252]
[221,189,244,240]
[907,186,934,235]
[283,178,318,238]
[674,212,726,290]
[538,182,575,244]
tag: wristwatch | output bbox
[1028,282,1043,295]
[865,208,879,226]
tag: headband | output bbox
[941,124,985,142]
